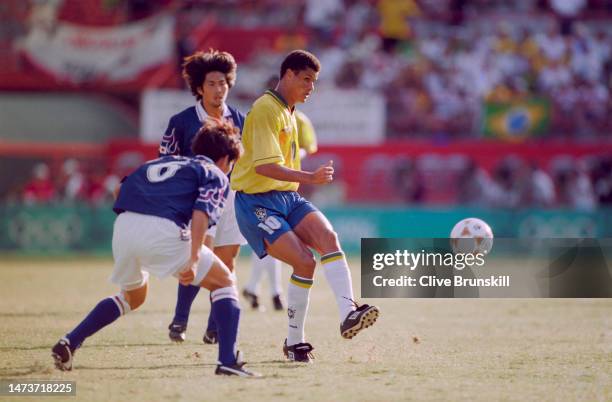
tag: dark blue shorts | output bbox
[235,190,318,258]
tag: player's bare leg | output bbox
[197,258,234,290]
[294,211,379,339]
[213,244,240,272]
[124,282,148,310]
[264,232,316,362]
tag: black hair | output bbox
[280,50,321,78]
[191,121,242,163]
[182,49,237,100]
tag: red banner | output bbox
[1,15,178,91]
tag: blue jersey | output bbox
[113,155,229,229]
[159,104,245,157]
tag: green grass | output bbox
[0,258,610,401]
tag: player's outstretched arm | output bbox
[179,210,209,285]
[255,160,333,185]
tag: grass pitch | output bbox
[0,257,610,402]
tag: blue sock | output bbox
[173,284,200,324]
[211,287,240,366]
[205,293,217,333]
[66,297,125,348]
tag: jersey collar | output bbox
[196,102,231,123]
[265,89,294,112]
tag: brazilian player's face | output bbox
[199,71,229,109]
[290,68,318,104]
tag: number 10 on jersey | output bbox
[258,216,281,235]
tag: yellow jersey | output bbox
[231,90,300,193]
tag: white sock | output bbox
[244,253,266,294]
[264,256,283,296]
[321,251,355,320]
[286,274,312,345]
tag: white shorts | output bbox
[110,212,214,290]
[207,189,247,247]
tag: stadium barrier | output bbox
[1,203,610,255]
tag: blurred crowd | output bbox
[3,0,612,209]
[220,0,612,139]
[18,159,119,206]
[2,0,612,140]
[16,154,612,210]
[455,155,612,210]
[169,0,612,139]
[392,154,612,210]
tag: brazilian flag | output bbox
[483,98,550,142]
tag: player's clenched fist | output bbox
[179,257,199,285]
[311,160,334,184]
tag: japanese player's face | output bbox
[289,68,318,104]
[198,71,229,109]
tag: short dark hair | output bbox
[191,121,243,163]
[182,49,237,100]
[280,50,320,78]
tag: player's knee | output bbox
[219,272,235,289]
[202,261,235,291]
[293,251,316,277]
[208,275,234,291]
[317,227,340,251]
[214,246,239,272]
[124,285,147,310]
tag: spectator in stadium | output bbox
[593,157,612,205]
[22,162,55,204]
[394,158,425,203]
[490,158,522,208]
[59,158,85,202]
[456,159,493,206]
[521,162,556,207]
[377,0,421,52]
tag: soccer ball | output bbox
[450,218,494,255]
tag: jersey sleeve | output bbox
[194,169,229,227]
[296,111,318,155]
[159,116,182,156]
[250,105,284,167]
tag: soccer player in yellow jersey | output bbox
[242,77,319,313]
[231,50,379,362]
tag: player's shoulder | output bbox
[191,156,228,183]
[250,94,281,118]
[227,104,246,120]
[169,106,197,124]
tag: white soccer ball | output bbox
[450,218,494,255]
